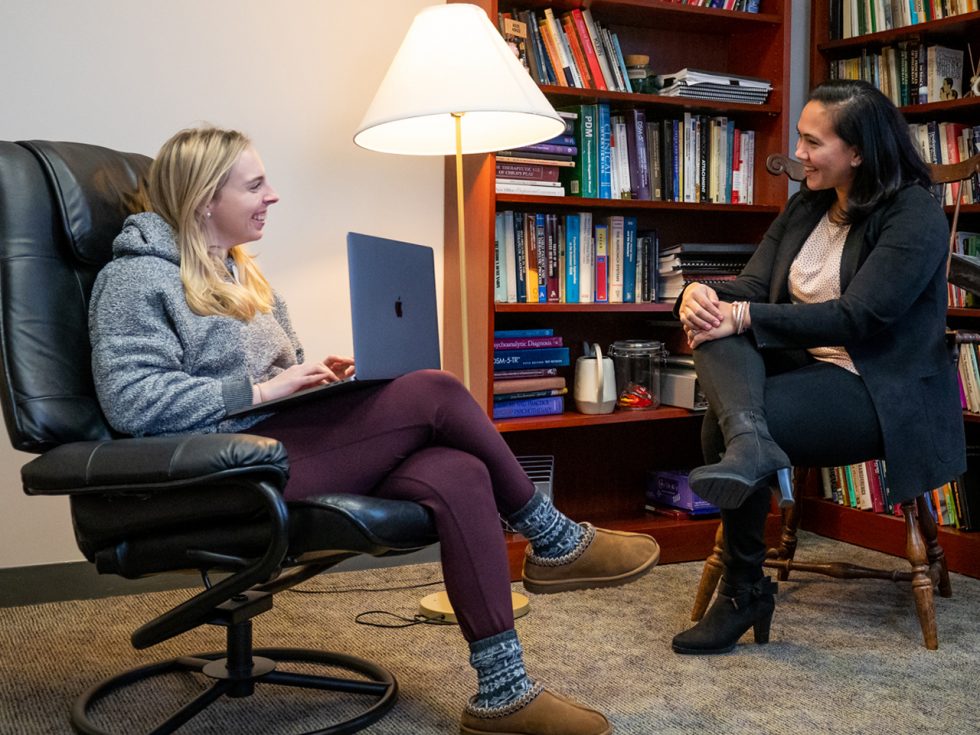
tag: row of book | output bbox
[820,459,978,530]
[492,329,568,419]
[828,0,979,40]
[657,242,755,300]
[908,122,980,206]
[829,43,966,107]
[663,0,761,10]
[498,6,635,92]
[957,340,980,410]
[537,104,757,204]
[948,232,980,308]
[493,211,660,304]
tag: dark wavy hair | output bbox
[802,79,931,224]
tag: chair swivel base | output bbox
[70,647,398,735]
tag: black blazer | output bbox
[713,184,965,503]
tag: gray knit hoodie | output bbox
[89,212,303,436]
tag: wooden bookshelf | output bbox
[807,2,980,578]
[443,1,791,576]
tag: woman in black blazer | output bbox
[672,79,966,654]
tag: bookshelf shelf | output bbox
[495,192,782,214]
[808,1,980,571]
[815,11,980,57]
[536,84,782,117]
[445,0,789,573]
[799,497,980,579]
[495,405,694,433]
[496,302,673,313]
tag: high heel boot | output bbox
[671,577,777,655]
[688,410,793,508]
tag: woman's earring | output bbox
[205,211,212,218]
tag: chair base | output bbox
[71,647,397,735]
[690,476,951,650]
[71,591,397,735]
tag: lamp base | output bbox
[418,591,530,624]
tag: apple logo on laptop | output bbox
[395,297,403,318]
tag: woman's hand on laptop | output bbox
[323,355,355,381]
[253,361,338,404]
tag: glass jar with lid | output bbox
[624,54,656,94]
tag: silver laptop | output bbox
[228,232,441,416]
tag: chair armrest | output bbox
[21,433,289,496]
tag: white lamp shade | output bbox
[354,3,565,155]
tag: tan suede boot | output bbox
[522,523,660,594]
[460,686,612,735]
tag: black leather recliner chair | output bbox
[0,140,440,734]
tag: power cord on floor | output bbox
[287,578,455,628]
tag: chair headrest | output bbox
[20,140,151,266]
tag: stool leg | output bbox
[902,501,938,650]
[915,495,952,598]
[691,521,725,621]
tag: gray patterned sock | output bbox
[468,629,536,711]
[506,490,584,559]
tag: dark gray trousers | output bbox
[695,335,884,583]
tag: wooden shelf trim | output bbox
[534,84,782,116]
[495,193,782,214]
[495,405,696,433]
[799,497,980,579]
[816,10,980,54]
[495,302,675,313]
[515,0,782,31]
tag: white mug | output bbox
[574,344,617,414]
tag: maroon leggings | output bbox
[249,369,534,642]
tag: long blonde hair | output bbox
[147,126,274,320]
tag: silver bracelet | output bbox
[734,301,747,335]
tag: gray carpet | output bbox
[0,532,976,734]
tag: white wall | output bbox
[0,0,445,568]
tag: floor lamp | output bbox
[353,3,564,391]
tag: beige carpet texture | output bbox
[0,532,976,735]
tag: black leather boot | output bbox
[688,410,792,509]
[671,577,777,655]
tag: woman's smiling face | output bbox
[203,145,279,254]
[794,100,862,196]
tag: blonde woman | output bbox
[89,126,661,735]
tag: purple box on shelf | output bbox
[646,470,718,514]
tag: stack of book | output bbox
[654,68,772,104]
[492,329,569,419]
[561,103,756,204]
[497,7,634,92]
[494,211,659,304]
[657,242,755,300]
[496,112,577,197]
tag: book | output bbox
[493,367,559,380]
[495,182,566,197]
[492,395,565,419]
[597,103,612,199]
[594,222,609,302]
[496,162,561,182]
[493,336,563,350]
[493,388,568,402]
[494,328,553,338]
[568,9,606,91]
[927,44,964,102]
[493,347,571,369]
[606,215,625,303]
[565,213,580,303]
[493,376,567,394]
